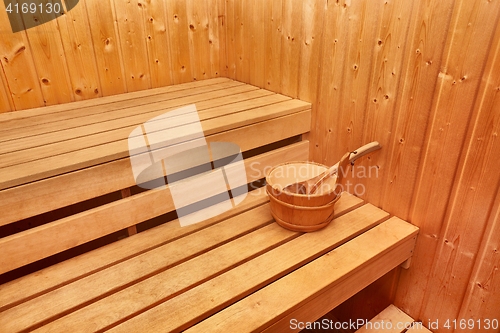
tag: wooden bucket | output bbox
[265,157,349,232]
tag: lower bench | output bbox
[356,304,433,332]
[0,190,418,332]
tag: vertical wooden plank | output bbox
[279,0,302,98]
[418,6,500,323]
[85,0,126,96]
[58,0,102,100]
[394,0,500,321]
[355,0,415,206]
[459,186,500,323]
[247,0,265,87]
[297,0,325,103]
[216,0,227,77]
[141,0,174,88]
[311,0,353,164]
[207,0,221,77]
[0,62,14,112]
[263,0,283,92]
[389,1,456,320]
[23,0,74,105]
[233,0,244,82]
[378,0,455,218]
[166,0,193,83]
[0,3,49,110]
[113,0,151,92]
[238,0,250,83]
[186,0,211,81]
[225,0,235,79]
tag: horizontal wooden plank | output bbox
[187,218,419,333]
[0,137,307,227]
[0,80,245,134]
[0,77,231,123]
[107,202,389,333]
[0,188,269,313]
[0,85,274,144]
[0,107,310,190]
[355,304,415,333]
[0,204,277,333]
[0,90,286,154]
[0,96,306,169]
[35,194,362,332]
[0,140,309,272]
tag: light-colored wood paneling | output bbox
[0,4,44,110]
[58,0,101,100]
[24,0,74,105]
[113,0,151,91]
[85,0,127,96]
[142,0,174,88]
[225,0,500,331]
[0,0,225,113]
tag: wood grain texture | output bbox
[85,0,127,96]
[24,0,74,105]
[0,0,225,111]
[57,0,101,101]
[142,0,174,88]
[113,0,151,91]
[0,3,44,111]
[224,0,500,329]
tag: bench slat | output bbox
[0,83,258,166]
[355,304,414,333]
[0,104,310,190]
[108,201,389,333]
[30,194,363,333]
[0,204,277,333]
[0,77,232,124]
[0,88,279,149]
[31,212,296,333]
[0,137,307,226]
[187,217,419,333]
[0,189,269,312]
[0,140,309,272]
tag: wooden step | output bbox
[355,304,432,333]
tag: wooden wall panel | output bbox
[186,0,211,81]
[0,0,223,113]
[418,12,500,325]
[0,4,45,110]
[263,0,282,93]
[224,0,500,331]
[24,0,74,105]
[85,0,127,96]
[142,0,174,88]
[113,0,151,91]
[58,0,101,100]
[166,0,193,83]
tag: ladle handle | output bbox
[348,141,381,164]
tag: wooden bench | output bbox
[356,304,433,332]
[0,78,419,332]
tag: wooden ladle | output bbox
[283,141,381,195]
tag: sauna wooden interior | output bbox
[0,0,499,332]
